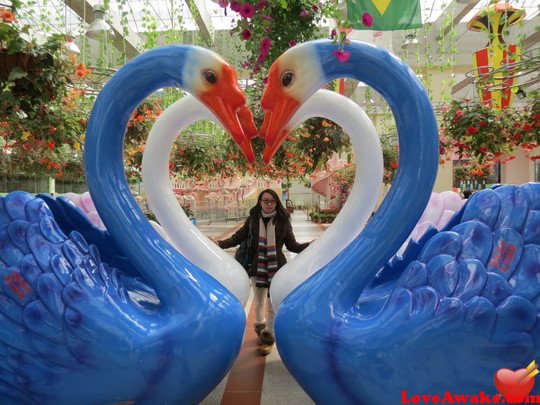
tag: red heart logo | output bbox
[494,368,535,403]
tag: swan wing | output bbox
[0,191,153,404]
[36,193,140,278]
[345,183,540,402]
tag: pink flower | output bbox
[241,28,251,40]
[289,40,296,47]
[239,3,255,18]
[260,37,271,54]
[255,1,269,8]
[257,53,265,62]
[218,0,229,7]
[300,10,310,17]
[230,1,241,12]
[333,49,351,63]
[263,76,268,84]
[330,29,337,39]
[260,15,273,21]
[253,65,261,73]
[362,12,373,27]
[264,26,272,32]
[312,5,319,11]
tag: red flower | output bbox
[47,141,55,149]
[255,1,269,8]
[522,122,533,131]
[333,49,351,63]
[466,126,479,135]
[0,9,16,23]
[241,28,251,40]
[239,3,255,18]
[456,110,464,117]
[260,37,271,54]
[362,12,373,27]
[479,120,487,126]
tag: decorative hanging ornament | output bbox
[467,0,525,109]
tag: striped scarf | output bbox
[255,211,277,288]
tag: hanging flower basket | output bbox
[439,99,517,164]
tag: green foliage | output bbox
[439,99,539,164]
[331,163,355,205]
[296,118,351,171]
[222,0,340,119]
[381,133,399,185]
[0,8,88,180]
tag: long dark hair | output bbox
[254,188,288,222]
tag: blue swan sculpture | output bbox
[260,39,540,403]
[0,45,258,404]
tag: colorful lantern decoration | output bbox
[467,0,525,109]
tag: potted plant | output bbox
[0,4,90,181]
[506,99,540,160]
[439,99,517,165]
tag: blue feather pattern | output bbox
[279,184,540,405]
[356,184,540,401]
[0,191,156,404]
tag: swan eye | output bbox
[204,70,217,85]
[281,71,294,87]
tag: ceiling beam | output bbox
[66,0,141,59]
[185,0,214,46]
[524,29,540,49]
[434,1,479,41]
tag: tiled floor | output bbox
[197,211,326,405]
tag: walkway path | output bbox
[197,211,327,405]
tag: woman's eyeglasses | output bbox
[261,199,277,205]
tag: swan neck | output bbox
[84,46,210,310]
[309,40,439,306]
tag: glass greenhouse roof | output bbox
[12,0,540,39]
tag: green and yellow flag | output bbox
[347,0,422,31]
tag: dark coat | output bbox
[218,207,309,271]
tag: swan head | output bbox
[184,48,258,162]
[260,42,324,163]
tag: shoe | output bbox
[260,343,273,356]
[254,322,266,344]
[259,329,275,356]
